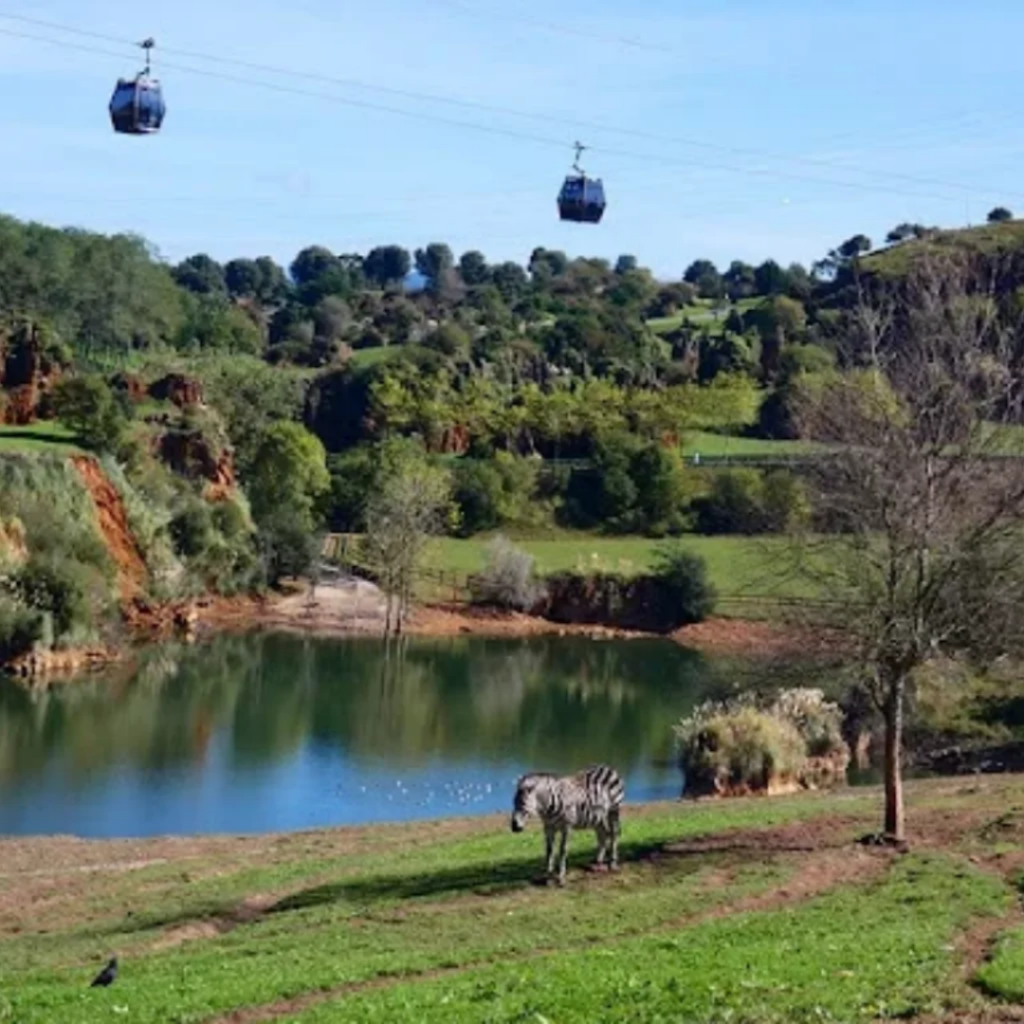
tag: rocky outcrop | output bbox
[110,372,148,404]
[149,373,204,408]
[156,430,236,499]
[0,322,64,425]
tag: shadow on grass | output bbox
[271,839,675,914]
[98,839,715,939]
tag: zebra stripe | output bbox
[510,764,624,884]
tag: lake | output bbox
[0,632,812,838]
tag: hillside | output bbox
[862,218,1024,277]
[2,775,1023,1022]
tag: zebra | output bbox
[510,764,624,885]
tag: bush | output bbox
[761,470,810,532]
[0,595,42,662]
[675,704,807,797]
[258,507,321,584]
[562,435,690,535]
[469,536,545,611]
[674,688,848,797]
[170,499,214,558]
[693,469,808,535]
[51,375,128,452]
[770,687,846,757]
[453,454,545,537]
[651,543,717,624]
[13,555,103,641]
[325,445,379,533]
[694,470,766,534]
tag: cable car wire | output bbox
[0,24,983,207]
[0,20,1019,212]
[0,9,1018,205]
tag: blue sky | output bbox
[0,0,1021,278]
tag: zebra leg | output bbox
[592,824,608,870]
[556,826,569,885]
[608,808,621,871]
[544,824,556,878]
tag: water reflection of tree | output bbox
[0,634,821,790]
[0,635,260,788]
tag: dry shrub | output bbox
[469,535,545,611]
[675,687,849,797]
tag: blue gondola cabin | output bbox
[109,76,166,135]
[557,175,606,224]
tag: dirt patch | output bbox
[150,894,278,951]
[406,603,647,641]
[71,455,148,600]
[657,814,868,857]
[673,617,847,657]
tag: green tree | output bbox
[723,261,756,300]
[987,207,1013,223]
[51,375,127,452]
[254,256,290,304]
[178,296,263,355]
[224,258,261,298]
[683,259,724,299]
[247,422,330,531]
[754,259,789,296]
[414,243,455,290]
[174,254,227,296]
[458,250,490,286]
[364,246,411,287]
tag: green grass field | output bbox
[3,776,1023,1023]
[680,430,819,457]
[424,533,817,600]
[0,422,83,454]
[647,297,761,337]
[349,344,420,369]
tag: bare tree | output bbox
[790,252,1024,843]
[362,460,452,636]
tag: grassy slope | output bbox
[864,218,1024,277]
[3,777,1023,1023]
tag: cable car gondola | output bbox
[557,142,605,224]
[109,38,166,135]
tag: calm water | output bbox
[0,633,806,838]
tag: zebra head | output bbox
[510,774,544,832]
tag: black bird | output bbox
[90,957,118,988]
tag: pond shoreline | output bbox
[1,579,842,680]
[190,590,841,659]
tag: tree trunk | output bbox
[883,676,906,842]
